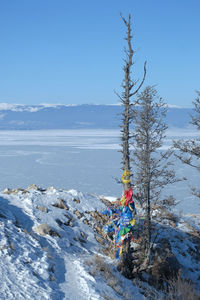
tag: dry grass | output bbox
[102,244,116,259]
[163,276,199,300]
[86,255,124,296]
[89,255,112,278]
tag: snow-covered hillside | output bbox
[0,103,193,130]
[0,185,200,299]
[0,185,144,299]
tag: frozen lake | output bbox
[0,129,199,214]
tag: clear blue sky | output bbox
[0,0,199,107]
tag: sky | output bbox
[0,0,199,107]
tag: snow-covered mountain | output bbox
[0,103,193,130]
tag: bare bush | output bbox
[90,255,112,278]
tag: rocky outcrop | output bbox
[36,206,48,213]
[3,188,26,195]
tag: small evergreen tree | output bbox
[174,91,200,199]
[132,86,176,266]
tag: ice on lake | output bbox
[0,129,199,214]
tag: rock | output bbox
[14,188,26,194]
[49,230,61,238]
[2,188,25,195]
[36,206,48,213]
[27,184,46,192]
[73,198,81,203]
[33,224,60,237]
[64,212,74,221]
[69,221,74,227]
[55,219,63,227]
[94,224,104,235]
[170,221,176,228]
[27,184,39,191]
[2,188,12,194]
[52,199,69,210]
[191,229,200,238]
[83,218,89,225]
[64,213,74,227]
[63,220,70,226]
[74,209,83,219]
[95,235,105,245]
[77,233,87,244]
[33,224,51,236]
[79,238,86,244]
[80,231,87,240]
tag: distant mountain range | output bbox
[0,103,193,130]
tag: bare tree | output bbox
[173,91,200,199]
[116,14,146,192]
[132,86,176,265]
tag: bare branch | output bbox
[114,89,124,102]
[130,61,147,98]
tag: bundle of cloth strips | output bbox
[103,187,142,259]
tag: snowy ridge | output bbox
[0,103,194,130]
[0,103,78,112]
[0,103,188,112]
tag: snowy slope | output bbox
[0,186,144,300]
[1,185,200,299]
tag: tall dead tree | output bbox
[132,86,177,264]
[114,14,146,278]
[118,14,146,192]
[174,90,200,199]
